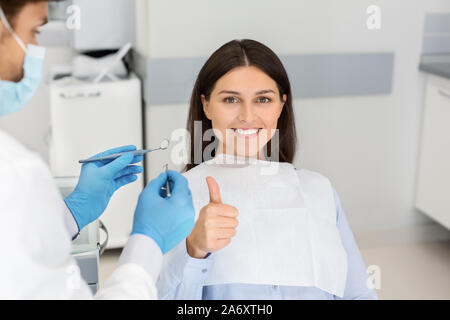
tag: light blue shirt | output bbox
[157,188,378,300]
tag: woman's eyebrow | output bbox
[255,89,276,95]
[217,89,276,95]
[218,90,241,95]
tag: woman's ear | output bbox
[0,23,4,42]
[277,94,287,118]
[201,94,211,120]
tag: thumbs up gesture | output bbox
[186,176,239,259]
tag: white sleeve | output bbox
[116,234,163,283]
[95,263,157,300]
[63,204,80,240]
[95,234,162,300]
[0,156,94,299]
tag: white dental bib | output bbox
[183,154,347,297]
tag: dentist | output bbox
[0,0,195,299]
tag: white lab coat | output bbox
[0,129,159,299]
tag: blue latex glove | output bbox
[65,145,143,231]
[132,170,195,254]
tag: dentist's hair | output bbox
[184,39,297,171]
[0,0,61,27]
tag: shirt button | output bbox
[273,285,278,289]
[201,268,208,273]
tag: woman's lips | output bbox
[231,128,262,139]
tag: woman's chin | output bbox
[235,148,262,159]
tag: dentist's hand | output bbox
[65,145,143,231]
[131,170,195,254]
[186,176,239,259]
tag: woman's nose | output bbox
[237,103,256,123]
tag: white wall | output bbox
[136,0,450,245]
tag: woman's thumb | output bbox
[206,176,222,204]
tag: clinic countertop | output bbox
[419,54,450,80]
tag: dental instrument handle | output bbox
[78,149,154,164]
[164,164,171,198]
[165,179,171,197]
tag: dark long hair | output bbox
[184,39,297,172]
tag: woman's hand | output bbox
[186,176,239,259]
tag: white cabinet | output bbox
[415,75,450,229]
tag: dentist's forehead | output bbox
[26,2,49,27]
[0,1,48,29]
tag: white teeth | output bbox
[235,129,259,135]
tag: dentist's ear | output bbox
[201,94,212,120]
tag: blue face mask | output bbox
[0,6,46,117]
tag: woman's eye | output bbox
[224,97,238,103]
[257,97,271,103]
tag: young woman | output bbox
[157,39,378,300]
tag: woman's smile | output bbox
[231,127,262,139]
